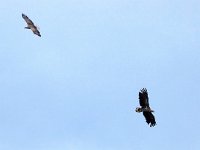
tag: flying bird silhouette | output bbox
[22,13,41,37]
[135,88,156,127]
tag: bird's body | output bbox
[135,88,156,127]
[22,13,41,37]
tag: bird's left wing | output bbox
[139,88,149,107]
[22,13,34,26]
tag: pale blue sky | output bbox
[0,0,200,150]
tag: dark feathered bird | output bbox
[135,88,156,127]
[22,13,41,37]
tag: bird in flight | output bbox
[135,88,156,127]
[22,13,41,37]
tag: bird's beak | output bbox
[135,107,141,113]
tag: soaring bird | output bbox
[22,13,41,37]
[135,88,156,127]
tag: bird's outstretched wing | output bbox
[143,111,156,127]
[22,13,34,26]
[32,27,41,37]
[139,88,149,108]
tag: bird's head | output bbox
[135,107,142,113]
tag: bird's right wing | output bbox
[143,111,156,127]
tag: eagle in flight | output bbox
[22,13,41,37]
[135,88,156,127]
